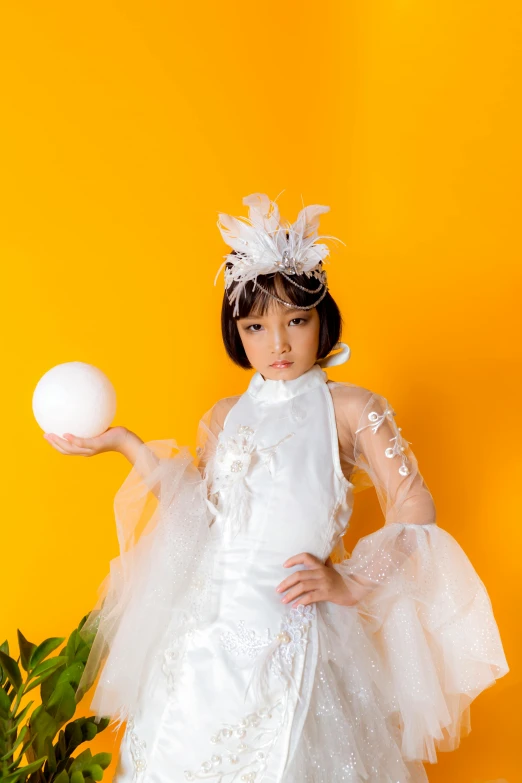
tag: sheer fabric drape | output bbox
[326,381,508,762]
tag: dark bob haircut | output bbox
[221,257,343,369]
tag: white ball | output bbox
[33,362,117,438]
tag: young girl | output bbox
[44,193,508,782]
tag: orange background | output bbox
[1,2,520,781]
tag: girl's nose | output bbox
[270,332,291,352]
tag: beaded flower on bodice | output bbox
[207,423,296,537]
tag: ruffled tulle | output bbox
[285,603,429,782]
[329,522,509,764]
[77,439,216,727]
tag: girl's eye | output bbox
[245,318,306,332]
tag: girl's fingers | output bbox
[281,579,320,604]
[62,435,94,454]
[276,567,322,594]
[45,434,92,456]
[45,436,70,455]
[283,552,321,569]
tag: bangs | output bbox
[232,271,324,318]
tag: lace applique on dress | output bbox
[208,425,295,537]
[221,605,314,701]
[269,604,313,673]
[220,605,313,671]
[355,403,411,477]
[127,715,147,781]
[220,621,272,658]
[162,625,195,694]
[183,698,287,781]
[189,605,313,781]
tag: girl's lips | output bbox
[270,361,293,368]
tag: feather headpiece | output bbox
[215,192,343,317]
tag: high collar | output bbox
[247,362,328,404]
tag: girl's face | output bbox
[236,303,321,381]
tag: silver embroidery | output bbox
[162,626,195,693]
[220,621,272,658]
[127,715,147,781]
[187,606,313,781]
[256,432,295,477]
[220,605,313,670]
[356,404,411,476]
[182,698,287,781]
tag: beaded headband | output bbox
[215,192,344,317]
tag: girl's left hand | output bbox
[276,552,358,608]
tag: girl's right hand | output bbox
[43,426,130,457]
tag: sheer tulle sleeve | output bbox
[328,382,509,763]
[77,396,238,727]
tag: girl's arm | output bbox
[43,427,164,496]
[332,384,437,597]
[115,429,145,465]
[328,382,508,763]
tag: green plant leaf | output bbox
[29,706,58,759]
[56,663,84,691]
[0,651,22,691]
[92,717,110,733]
[81,722,97,742]
[67,627,91,668]
[10,730,37,769]
[54,771,70,783]
[30,656,68,682]
[29,638,65,670]
[89,764,103,781]
[0,638,9,685]
[0,644,11,691]
[24,657,68,695]
[0,684,11,716]
[65,632,78,667]
[91,752,111,770]
[16,631,37,673]
[0,725,28,762]
[69,748,93,772]
[74,632,86,657]
[70,771,84,783]
[25,670,63,695]
[10,700,34,730]
[1,755,47,783]
[46,681,76,725]
[56,727,67,762]
[44,734,57,774]
[40,666,63,705]
[65,719,84,746]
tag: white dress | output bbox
[77,362,509,783]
